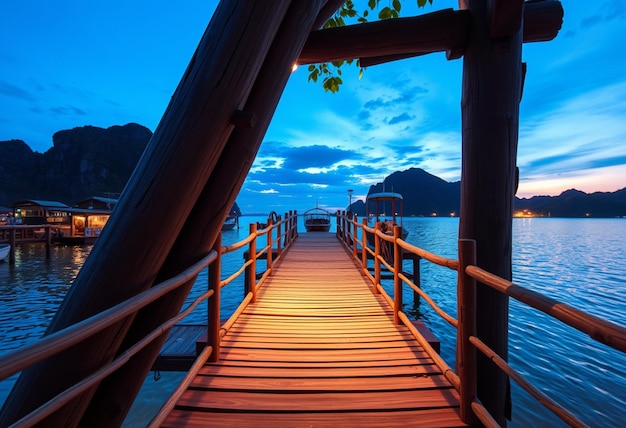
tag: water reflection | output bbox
[1,218,625,427]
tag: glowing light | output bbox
[292,63,298,72]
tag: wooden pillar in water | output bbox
[458,0,523,424]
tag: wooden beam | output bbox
[298,1,562,66]
[0,1,292,426]
[78,1,328,426]
[312,0,345,29]
[299,8,471,65]
[490,0,524,38]
[523,0,564,43]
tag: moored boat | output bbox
[221,211,239,231]
[0,244,10,262]
[304,207,331,232]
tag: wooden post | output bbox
[352,214,358,259]
[207,232,222,363]
[294,210,298,237]
[373,222,381,294]
[286,211,292,246]
[361,218,367,270]
[413,255,421,305]
[393,225,402,325]
[277,213,283,257]
[457,239,478,425]
[9,227,16,265]
[249,222,258,304]
[45,225,51,259]
[458,0,522,423]
[266,217,273,274]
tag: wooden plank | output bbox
[162,234,465,426]
[189,373,453,391]
[162,408,468,428]
[175,389,461,412]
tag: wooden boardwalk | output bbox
[161,233,466,427]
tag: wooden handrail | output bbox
[0,213,299,425]
[466,265,626,353]
[0,248,218,381]
[469,335,586,427]
[335,211,625,427]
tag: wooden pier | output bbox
[159,233,466,427]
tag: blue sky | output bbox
[1,1,624,214]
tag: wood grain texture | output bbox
[161,233,466,427]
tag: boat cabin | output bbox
[304,207,331,232]
[366,192,405,231]
[12,200,70,226]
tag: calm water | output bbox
[1,216,625,427]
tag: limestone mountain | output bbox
[0,123,152,206]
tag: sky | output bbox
[1,1,625,215]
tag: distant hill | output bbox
[515,188,626,218]
[349,168,626,218]
[0,123,242,216]
[0,123,151,206]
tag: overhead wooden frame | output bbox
[298,0,563,67]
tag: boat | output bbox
[221,211,239,231]
[366,191,408,262]
[304,206,331,232]
[0,244,10,262]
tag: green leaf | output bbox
[393,0,401,13]
[368,0,378,9]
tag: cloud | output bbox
[518,82,626,188]
[388,112,414,125]
[49,105,89,116]
[0,81,34,101]
[580,0,625,29]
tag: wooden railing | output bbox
[0,212,298,427]
[0,225,53,262]
[336,211,626,428]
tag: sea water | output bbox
[0,217,624,427]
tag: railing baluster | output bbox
[361,218,368,270]
[352,214,358,258]
[267,217,273,274]
[393,225,402,325]
[374,222,381,294]
[249,223,258,303]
